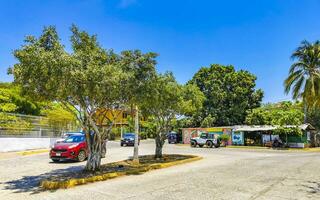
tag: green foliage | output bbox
[274,127,303,136]
[140,72,204,157]
[284,40,320,107]
[245,101,304,126]
[218,134,230,142]
[119,50,157,107]
[40,102,78,134]
[139,119,155,139]
[189,64,263,126]
[200,114,216,128]
[0,83,41,115]
[10,25,129,133]
[0,112,32,134]
[174,117,193,129]
[10,25,158,170]
[307,107,320,131]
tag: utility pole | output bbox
[304,102,307,123]
[133,105,139,164]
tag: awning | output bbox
[233,124,315,132]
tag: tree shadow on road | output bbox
[302,181,320,194]
[1,165,84,194]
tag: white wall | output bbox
[0,138,59,152]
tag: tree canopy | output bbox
[284,40,320,108]
[0,83,41,115]
[188,64,263,126]
[245,101,304,126]
[10,25,159,171]
[140,72,204,158]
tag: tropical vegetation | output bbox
[284,40,320,122]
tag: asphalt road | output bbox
[1,140,320,200]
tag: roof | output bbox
[233,124,315,132]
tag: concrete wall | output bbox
[0,138,59,152]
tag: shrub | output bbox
[218,134,230,142]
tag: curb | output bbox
[40,155,202,190]
[18,149,49,156]
[226,146,320,152]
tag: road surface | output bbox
[1,140,320,200]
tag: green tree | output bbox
[10,25,128,171]
[119,50,157,163]
[200,114,216,128]
[0,83,41,115]
[189,64,263,126]
[284,40,320,122]
[140,72,204,158]
[245,101,304,126]
[0,83,35,134]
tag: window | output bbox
[200,133,208,139]
[208,133,215,139]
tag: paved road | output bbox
[1,140,320,200]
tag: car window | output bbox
[208,134,215,139]
[64,135,85,143]
[124,133,135,138]
[200,133,207,139]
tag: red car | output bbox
[50,134,87,162]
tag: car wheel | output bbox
[52,159,60,163]
[206,141,213,148]
[190,140,197,147]
[120,143,123,146]
[77,150,86,162]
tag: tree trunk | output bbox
[85,144,102,171]
[155,135,163,159]
[84,128,103,171]
[133,105,139,163]
[304,102,307,123]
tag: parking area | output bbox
[1,140,320,200]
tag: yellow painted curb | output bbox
[226,146,268,150]
[40,155,202,190]
[18,149,49,156]
[225,145,320,151]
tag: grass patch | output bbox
[40,154,201,190]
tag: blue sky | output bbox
[0,0,320,102]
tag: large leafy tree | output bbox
[284,40,320,122]
[140,72,204,158]
[245,101,304,126]
[10,25,129,171]
[245,101,304,138]
[189,64,263,126]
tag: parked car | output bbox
[167,132,178,144]
[121,133,140,146]
[190,132,220,148]
[50,134,87,162]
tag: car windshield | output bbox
[123,133,135,138]
[64,135,85,143]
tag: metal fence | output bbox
[0,112,79,138]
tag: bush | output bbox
[218,134,230,142]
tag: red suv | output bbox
[50,134,87,162]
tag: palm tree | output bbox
[284,40,320,122]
